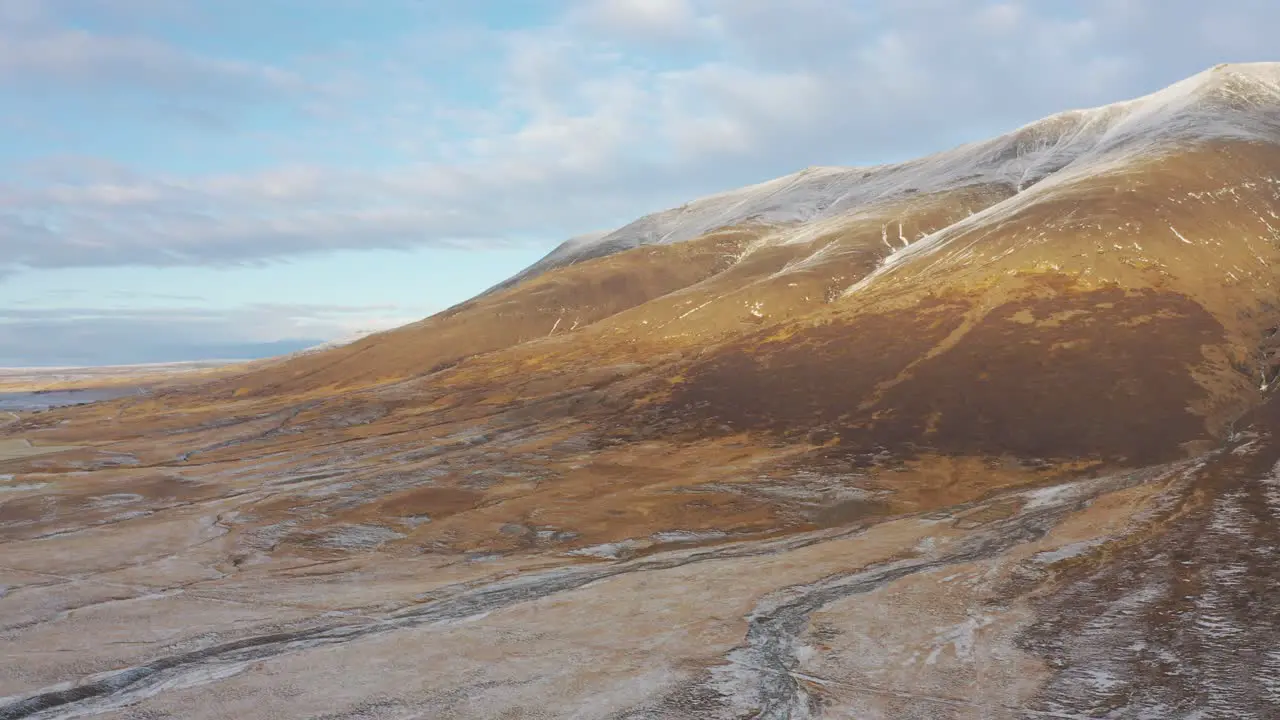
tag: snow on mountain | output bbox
[843,62,1280,294]
[502,63,1280,291]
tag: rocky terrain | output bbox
[4,63,1280,718]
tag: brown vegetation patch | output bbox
[660,296,971,440]
[868,286,1223,464]
[362,486,486,522]
[0,494,49,527]
[662,282,1223,464]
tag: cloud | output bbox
[572,0,706,41]
[0,1,304,99]
[0,0,46,27]
[0,29,302,98]
[2,0,1278,276]
[0,304,413,366]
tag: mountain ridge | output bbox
[497,62,1280,295]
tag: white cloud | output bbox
[574,0,705,41]
[0,0,46,27]
[2,0,1278,277]
[705,0,863,68]
[0,24,303,99]
[975,3,1025,34]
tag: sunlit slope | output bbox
[204,65,1279,413]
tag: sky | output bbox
[1,0,1277,366]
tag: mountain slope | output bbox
[207,63,1280,399]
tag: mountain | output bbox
[508,62,1280,280]
[208,62,1280,409]
[4,63,1280,718]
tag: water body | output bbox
[0,387,142,412]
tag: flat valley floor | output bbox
[3,397,1280,719]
